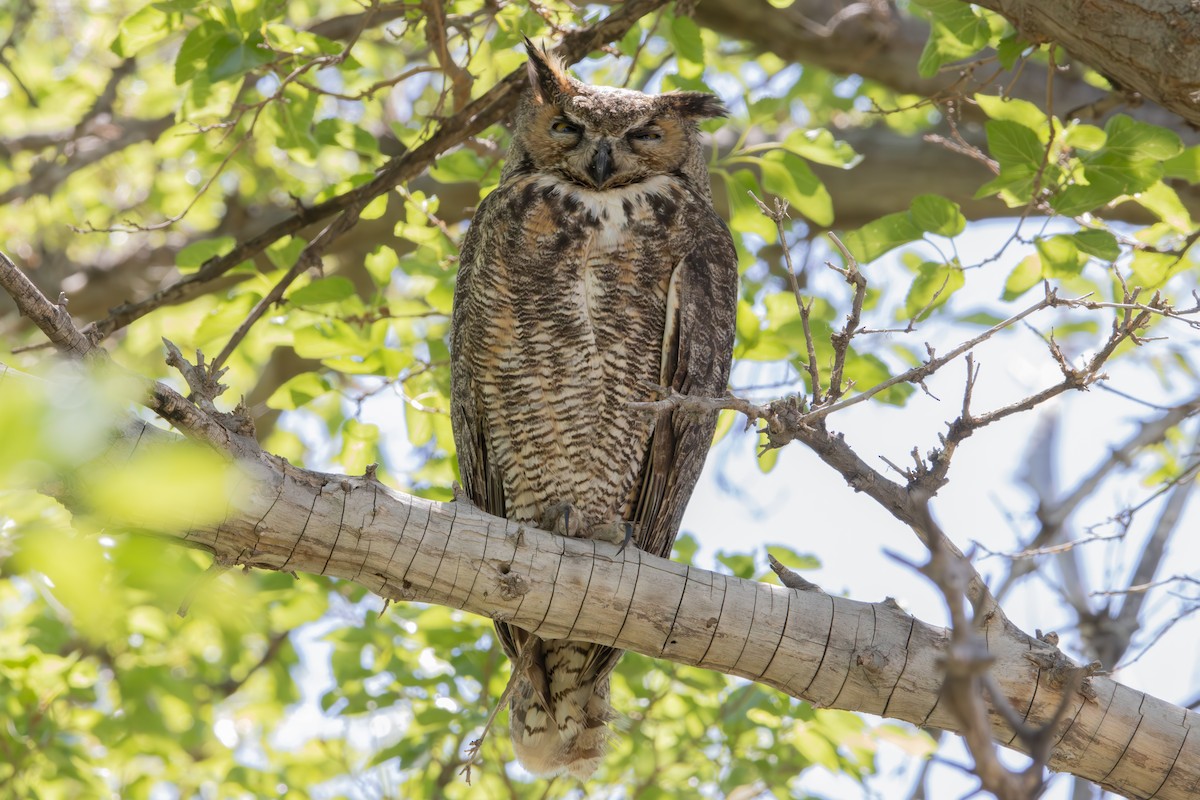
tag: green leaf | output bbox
[294,321,364,359]
[339,419,380,474]
[263,23,342,57]
[83,444,239,533]
[364,246,399,287]
[175,21,237,84]
[976,164,1038,205]
[1164,146,1200,183]
[958,311,1007,327]
[1130,250,1179,288]
[1002,254,1041,300]
[267,372,333,410]
[841,212,923,263]
[717,552,756,579]
[265,236,306,271]
[903,261,964,320]
[111,5,170,56]
[913,0,990,77]
[1085,152,1162,195]
[758,443,781,473]
[764,545,820,573]
[672,533,700,565]
[975,94,1047,138]
[1061,122,1107,152]
[986,119,1044,168]
[1049,180,1122,217]
[210,34,273,82]
[995,33,1028,70]
[723,169,777,242]
[759,151,834,226]
[1103,114,1183,161]
[405,402,434,446]
[1035,236,1085,278]
[176,236,236,270]
[360,194,389,221]
[288,277,356,307]
[667,15,705,67]
[1070,229,1120,261]
[430,149,496,184]
[1134,181,1193,232]
[909,194,965,237]
[269,85,319,153]
[779,129,860,168]
[843,352,913,405]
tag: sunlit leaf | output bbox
[288,276,357,307]
[903,261,964,319]
[1002,254,1042,300]
[841,212,923,264]
[1035,235,1086,278]
[909,194,965,237]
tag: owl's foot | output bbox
[585,521,638,552]
[541,502,586,537]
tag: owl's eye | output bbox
[551,119,581,135]
[628,128,662,142]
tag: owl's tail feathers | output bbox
[508,646,615,780]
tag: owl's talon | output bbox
[581,521,637,549]
[542,501,585,537]
[617,522,635,554]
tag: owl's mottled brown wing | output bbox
[450,195,503,519]
[630,206,739,560]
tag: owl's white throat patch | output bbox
[536,173,674,224]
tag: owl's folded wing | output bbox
[629,207,739,562]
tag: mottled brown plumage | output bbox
[450,40,737,779]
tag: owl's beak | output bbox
[588,140,614,187]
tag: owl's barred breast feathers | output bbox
[449,38,738,780]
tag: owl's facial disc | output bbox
[542,110,675,190]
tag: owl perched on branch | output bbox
[450,39,738,779]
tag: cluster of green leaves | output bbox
[975,98,1197,295]
[834,9,1200,378]
[0,370,333,798]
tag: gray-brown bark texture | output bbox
[111,423,1200,800]
[970,0,1200,128]
[696,0,1200,132]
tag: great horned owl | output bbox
[450,39,737,779]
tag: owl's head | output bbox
[511,37,727,191]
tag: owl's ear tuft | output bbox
[662,92,729,121]
[523,36,574,105]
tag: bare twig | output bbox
[423,0,474,114]
[824,233,867,403]
[751,193,824,403]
